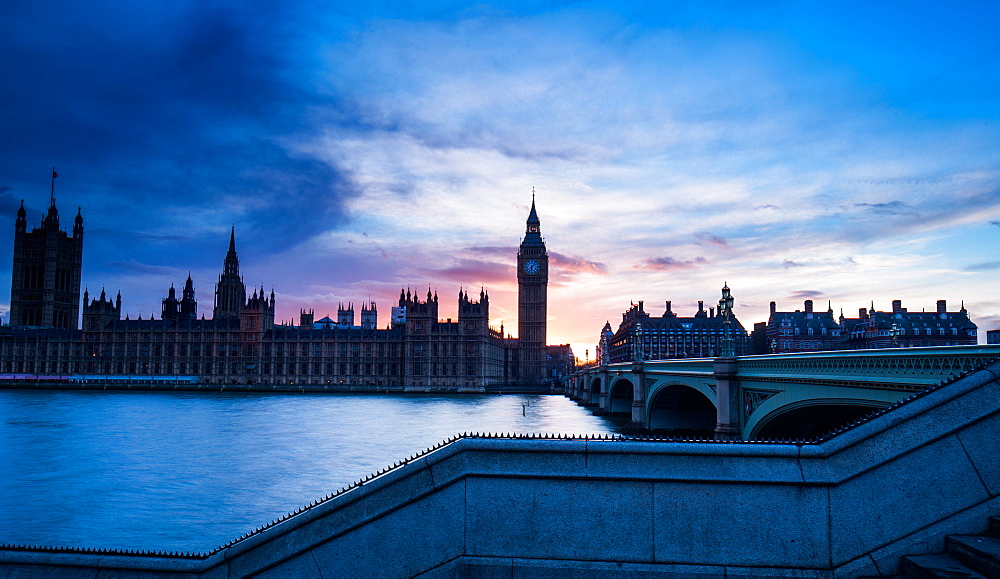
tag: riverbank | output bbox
[0,381,553,395]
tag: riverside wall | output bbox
[2,359,999,578]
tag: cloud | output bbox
[990,220,1000,228]
[637,256,707,271]
[465,246,515,259]
[549,251,607,275]
[754,204,779,210]
[788,290,825,299]
[0,1,358,256]
[410,259,513,285]
[104,259,183,276]
[694,231,728,248]
[965,261,1000,271]
[853,201,909,215]
[782,260,805,268]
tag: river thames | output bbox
[0,389,620,553]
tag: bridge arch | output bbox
[588,377,602,405]
[747,398,889,440]
[608,377,634,415]
[646,383,717,435]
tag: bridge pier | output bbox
[713,356,741,440]
[626,361,646,431]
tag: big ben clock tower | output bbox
[517,194,548,386]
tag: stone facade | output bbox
[601,284,751,363]
[766,299,978,353]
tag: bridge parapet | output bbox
[735,345,1000,390]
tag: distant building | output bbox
[601,284,750,363]
[546,344,575,386]
[840,300,977,349]
[763,298,977,353]
[9,193,83,329]
[766,300,842,354]
[987,330,999,345]
[1,196,556,390]
[517,196,548,386]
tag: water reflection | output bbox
[0,390,618,552]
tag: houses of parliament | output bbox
[0,191,558,389]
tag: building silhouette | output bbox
[516,195,548,385]
[765,299,977,353]
[9,185,83,329]
[1,196,557,389]
[599,284,751,363]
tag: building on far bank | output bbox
[839,300,977,349]
[600,284,750,363]
[763,299,978,353]
[1,194,560,390]
[9,190,83,329]
[765,300,842,354]
[988,329,1000,345]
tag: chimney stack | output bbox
[892,300,902,314]
[804,300,813,313]
[770,301,776,315]
[859,307,868,321]
[937,299,947,313]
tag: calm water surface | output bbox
[0,389,619,552]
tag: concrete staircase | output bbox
[900,516,1000,578]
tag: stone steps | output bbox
[899,516,1000,578]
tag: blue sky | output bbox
[1,1,999,355]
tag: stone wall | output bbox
[2,359,999,577]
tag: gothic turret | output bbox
[9,186,84,329]
[180,274,197,320]
[213,227,246,320]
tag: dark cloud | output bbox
[104,259,182,276]
[754,204,778,210]
[694,231,728,248]
[788,290,825,299]
[548,251,607,275]
[782,260,804,268]
[990,220,1000,228]
[964,261,1000,271]
[0,0,356,261]
[637,256,707,271]
[853,201,908,215]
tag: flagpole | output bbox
[50,167,56,208]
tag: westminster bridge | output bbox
[565,344,1000,440]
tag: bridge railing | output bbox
[733,345,1000,389]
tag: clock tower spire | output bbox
[517,192,548,387]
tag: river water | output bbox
[0,389,620,553]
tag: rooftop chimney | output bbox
[937,300,947,313]
[892,300,902,314]
[769,301,776,315]
[859,307,868,321]
[804,300,813,313]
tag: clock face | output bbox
[523,259,540,274]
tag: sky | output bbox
[1,1,999,357]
